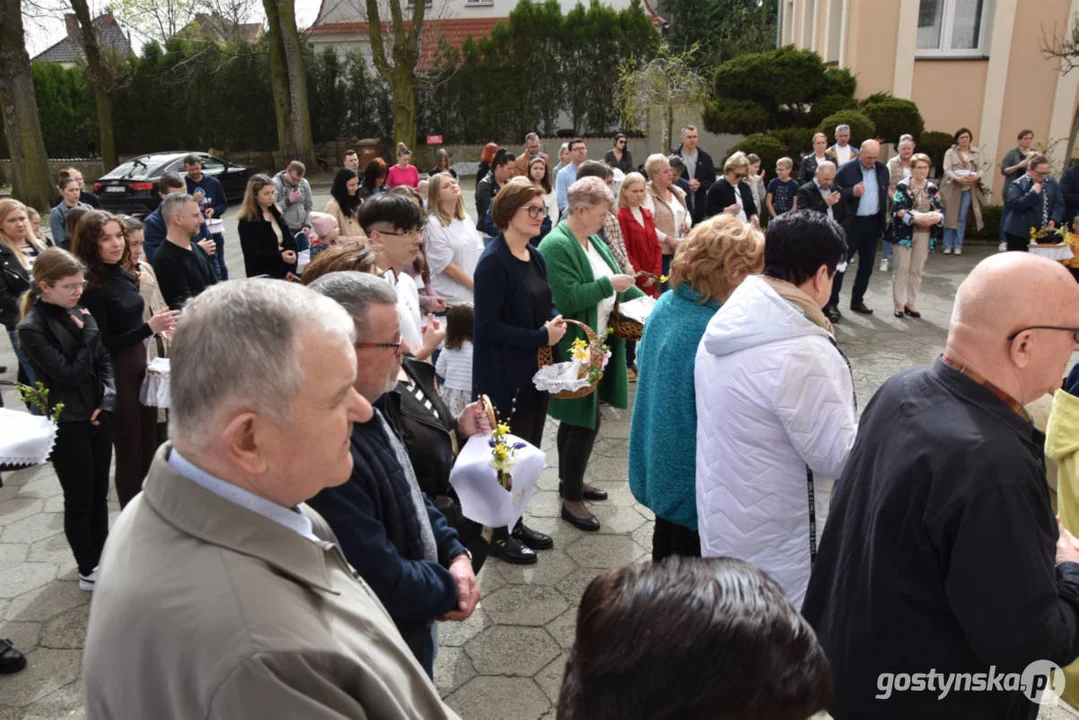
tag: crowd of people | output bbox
[1,124,1079,719]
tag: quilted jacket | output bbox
[694,275,857,608]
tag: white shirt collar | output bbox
[167,449,319,543]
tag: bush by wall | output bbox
[726,133,788,175]
[917,131,954,177]
[857,93,924,144]
[817,110,875,145]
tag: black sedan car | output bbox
[93,152,256,215]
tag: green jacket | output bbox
[538,221,644,429]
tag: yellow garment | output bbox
[1066,233,1079,269]
[1044,389,1079,707]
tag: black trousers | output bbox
[1005,233,1030,252]
[831,216,881,307]
[52,416,113,576]
[112,344,160,508]
[626,340,637,369]
[557,408,601,502]
[652,517,701,564]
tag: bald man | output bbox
[802,252,1079,719]
[825,139,890,322]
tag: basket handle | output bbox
[562,318,597,343]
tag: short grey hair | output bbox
[308,271,398,341]
[160,193,196,225]
[835,124,851,134]
[169,279,355,448]
[815,160,836,175]
[899,134,914,145]
[287,160,306,175]
[567,176,615,213]
[525,132,539,142]
[681,125,698,134]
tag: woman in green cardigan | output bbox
[538,176,643,531]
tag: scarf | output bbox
[761,276,834,335]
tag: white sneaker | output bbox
[954,248,962,255]
[78,566,99,592]
[879,258,889,272]
[998,242,1007,252]
[943,248,952,255]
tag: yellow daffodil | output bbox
[496,423,511,436]
[659,275,669,283]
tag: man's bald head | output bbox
[948,253,1079,404]
[859,140,880,168]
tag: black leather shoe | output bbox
[559,483,608,501]
[561,506,601,532]
[0,365,7,374]
[824,304,842,322]
[0,639,26,674]
[490,537,537,565]
[850,302,874,315]
[513,522,553,551]
[903,306,921,318]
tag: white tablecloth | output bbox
[0,408,58,468]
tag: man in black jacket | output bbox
[672,125,716,224]
[796,160,846,226]
[306,271,484,679]
[150,193,217,310]
[803,252,1079,719]
[828,140,889,321]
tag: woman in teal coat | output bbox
[538,176,642,531]
[627,215,763,561]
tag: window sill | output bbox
[915,51,989,60]
[464,1,495,5]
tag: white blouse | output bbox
[424,215,484,303]
[585,241,615,339]
[384,269,423,352]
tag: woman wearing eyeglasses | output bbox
[474,176,568,564]
[705,152,760,227]
[17,248,117,592]
[604,133,634,175]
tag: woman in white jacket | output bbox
[694,210,858,609]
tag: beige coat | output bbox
[83,444,459,720]
[940,146,985,231]
[324,197,367,243]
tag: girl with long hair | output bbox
[1,199,50,389]
[237,174,298,280]
[16,248,116,590]
[71,211,177,508]
[424,174,484,303]
[325,167,367,242]
[477,143,499,184]
[360,158,388,200]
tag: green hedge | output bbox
[726,133,789,176]
[858,94,924,144]
[918,131,953,177]
[817,110,875,145]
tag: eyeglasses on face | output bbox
[355,339,403,352]
[733,172,746,180]
[520,205,545,219]
[1007,326,1079,343]
[54,280,88,292]
[377,229,421,238]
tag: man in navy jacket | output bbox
[828,140,890,321]
[1004,154,1065,252]
[672,125,716,224]
[183,154,228,280]
[305,271,481,679]
[143,172,211,262]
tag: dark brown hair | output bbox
[70,210,132,286]
[443,303,474,351]
[491,176,546,231]
[557,556,832,720]
[66,206,91,239]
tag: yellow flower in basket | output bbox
[570,337,590,363]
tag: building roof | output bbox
[33,13,132,64]
[307,17,504,70]
[180,13,264,43]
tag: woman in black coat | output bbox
[17,248,117,590]
[236,174,298,280]
[705,152,759,225]
[473,177,567,565]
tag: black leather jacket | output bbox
[16,300,117,421]
[0,243,30,331]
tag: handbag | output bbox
[139,351,171,409]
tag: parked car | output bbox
[93,152,256,216]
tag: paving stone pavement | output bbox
[1,201,1077,718]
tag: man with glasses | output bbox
[555,138,588,217]
[514,131,551,182]
[360,193,444,361]
[306,271,482,679]
[1004,154,1064,252]
[804,251,1079,718]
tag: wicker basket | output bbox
[537,319,604,400]
[609,298,643,341]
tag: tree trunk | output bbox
[262,0,300,164]
[276,0,316,167]
[1066,103,1079,170]
[664,100,674,155]
[391,58,416,148]
[0,0,56,209]
[69,0,117,167]
[365,0,423,149]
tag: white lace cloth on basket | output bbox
[0,408,58,467]
[449,433,546,528]
[1028,244,1075,262]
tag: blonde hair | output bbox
[19,247,85,320]
[0,199,47,269]
[617,172,647,209]
[812,132,828,144]
[910,152,932,169]
[776,157,794,170]
[669,214,764,304]
[644,153,670,178]
[238,174,275,223]
[723,152,750,174]
[567,176,615,214]
[397,142,412,157]
[427,172,466,226]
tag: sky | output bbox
[22,0,325,57]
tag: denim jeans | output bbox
[881,241,893,261]
[1000,207,1011,243]
[210,233,228,281]
[943,191,972,250]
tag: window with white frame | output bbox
[826,0,843,62]
[917,0,990,57]
[802,0,816,50]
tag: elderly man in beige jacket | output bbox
[83,279,459,720]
